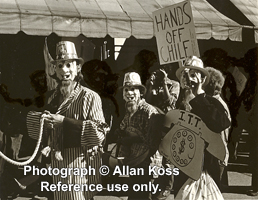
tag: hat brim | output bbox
[50,58,84,65]
[176,65,210,86]
[119,84,146,95]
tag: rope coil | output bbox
[0,116,45,166]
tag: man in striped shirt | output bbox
[26,41,109,200]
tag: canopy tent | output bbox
[229,0,258,43]
[0,0,243,41]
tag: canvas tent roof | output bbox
[229,0,258,43]
[0,0,246,41]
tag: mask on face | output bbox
[180,69,203,89]
[55,61,80,83]
[54,61,81,99]
[123,86,141,113]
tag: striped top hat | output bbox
[50,41,84,65]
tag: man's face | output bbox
[55,60,80,83]
[180,68,203,89]
[123,86,141,104]
[123,86,141,113]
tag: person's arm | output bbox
[162,80,170,101]
[158,69,170,102]
[26,111,43,140]
[190,94,231,133]
[26,90,59,140]
[62,92,109,148]
[163,80,180,111]
[145,73,155,104]
[26,91,109,149]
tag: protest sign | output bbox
[159,110,226,180]
[232,66,247,96]
[153,0,199,65]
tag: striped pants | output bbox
[50,147,102,200]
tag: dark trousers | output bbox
[173,170,188,197]
[127,159,152,200]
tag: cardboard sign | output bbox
[153,0,199,65]
[232,66,247,96]
[159,110,226,180]
[43,38,57,91]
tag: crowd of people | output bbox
[0,41,257,200]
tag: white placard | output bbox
[153,0,199,65]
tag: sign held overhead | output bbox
[153,0,199,65]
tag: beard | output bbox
[59,80,75,99]
[125,101,139,113]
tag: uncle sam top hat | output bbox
[120,72,146,94]
[176,56,210,86]
[50,41,84,65]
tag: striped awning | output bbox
[0,0,242,41]
[229,0,258,43]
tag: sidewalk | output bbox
[222,171,256,200]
